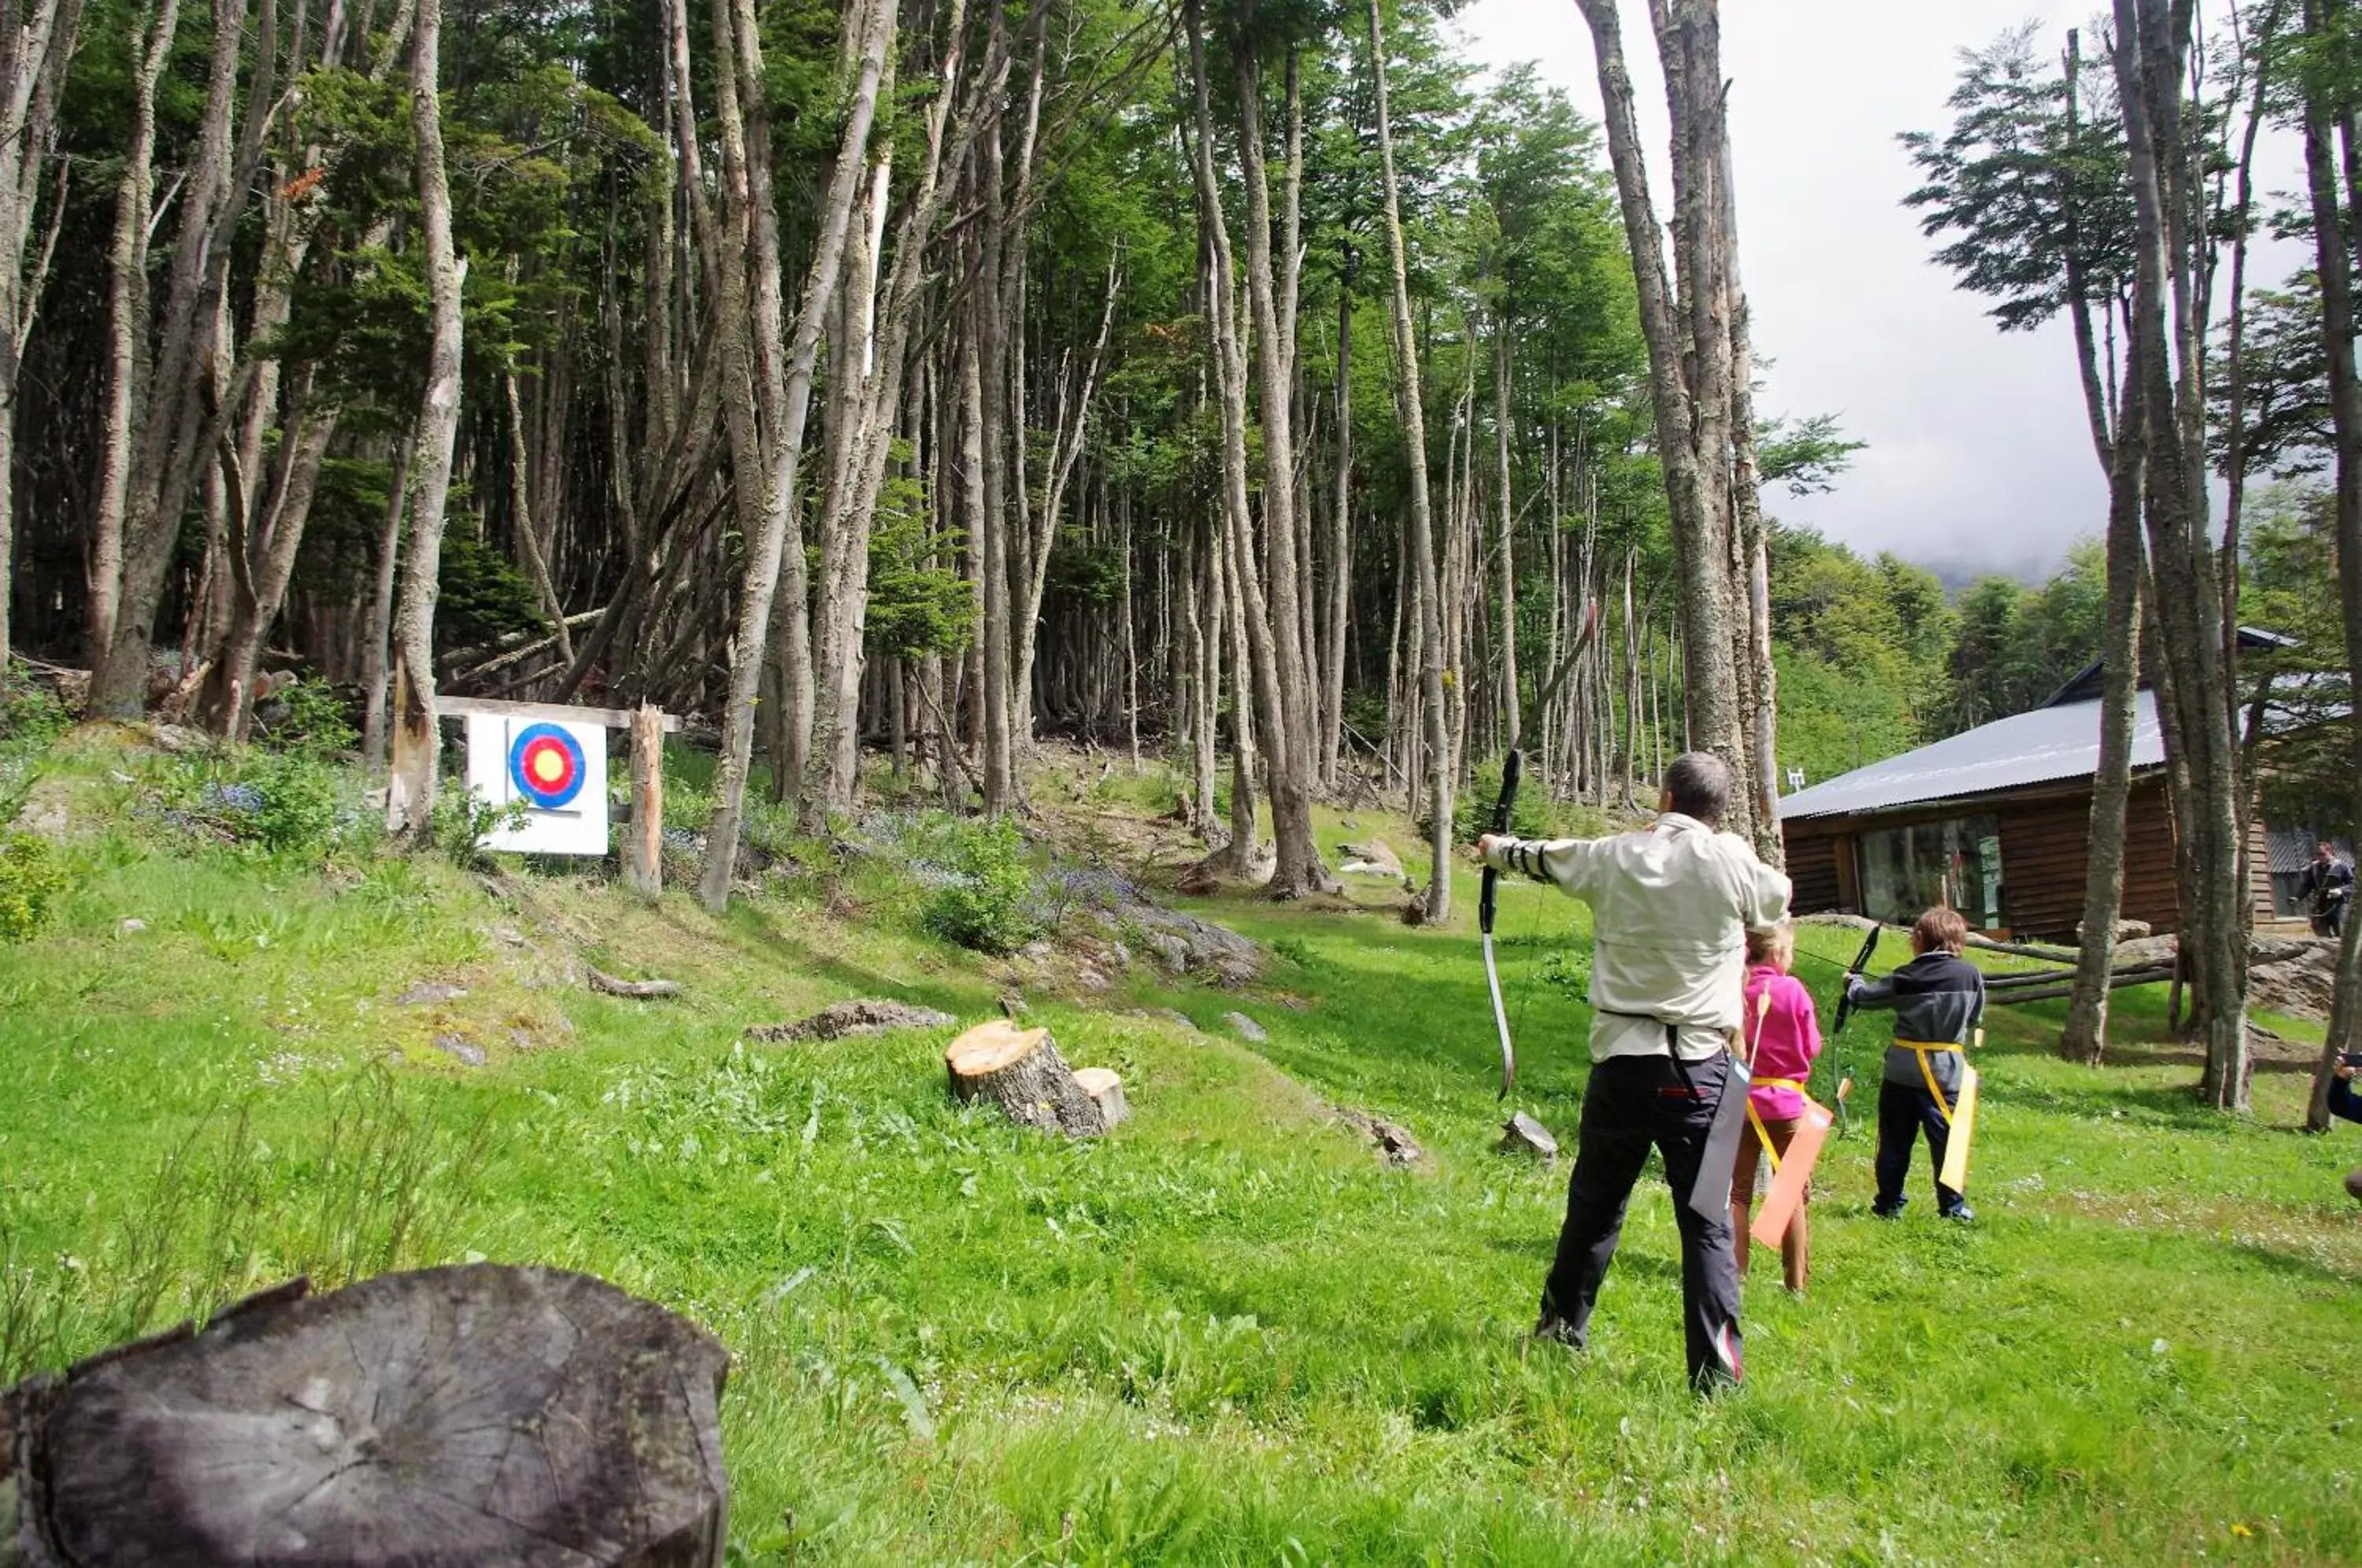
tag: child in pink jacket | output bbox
[1731,923,1823,1293]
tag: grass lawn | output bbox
[2,734,2358,1564]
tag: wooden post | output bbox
[624,702,665,900]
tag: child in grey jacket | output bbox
[1846,906,1986,1222]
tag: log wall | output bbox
[1779,775,2281,941]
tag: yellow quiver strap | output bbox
[1743,1078,1809,1174]
[1901,1041,1981,1193]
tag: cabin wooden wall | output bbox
[1996,783,2179,940]
[1784,830,1842,915]
[1779,778,2281,940]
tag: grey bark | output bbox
[698,0,894,906]
[2110,0,2249,1107]
[387,0,465,838]
[2301,0,2362,1128]
[1367,0,1451,922]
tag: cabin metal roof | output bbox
[1776,690,2165,823]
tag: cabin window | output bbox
[1857,815,2005,932]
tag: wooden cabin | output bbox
[1778,674,2279,942]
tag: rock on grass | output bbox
[749,999,957,1044]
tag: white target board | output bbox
[463,713,609,856]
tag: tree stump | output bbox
[1071,1067,1131,1130]
[944,1020,1121,1136]
[2,1265,728,1568]
[1498,1112,1559,1161]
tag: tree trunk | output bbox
[1576,0,1751,827]
[0,0,83,675]
[2062,418,2149,1063]
[2301,0,2362,1126]
[698,0,894,904]
[2,1267,729,1568]
[387,0,465,838]
[90,0,260,716]
[2111,0,2248,1108]
[361,435,411,771]
[1367,0,1451,922]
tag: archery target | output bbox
[465,714,609,856]
[509,723,587,809]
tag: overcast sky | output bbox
[1454,1,2306,583]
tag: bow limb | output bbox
[1480,749,1524,1098]
[1827,923,1880,1136]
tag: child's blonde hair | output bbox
[1912,905,1970,955]
[1746,922,1794,969]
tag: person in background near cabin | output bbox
[1475,751,1792,1394]
[1848,906,1986,1223]
[2299,841,2354,939]
[1731,923,1822,1293]
[2331,1052,2362,1205]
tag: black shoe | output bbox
[1871,1203,1904,1220]
[1529,1315,1583,1351]
[1941,1205,1975,1223]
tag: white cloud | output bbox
[1454,0,2304,579]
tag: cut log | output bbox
[1498,1112,1559,1160]
[944,1020,1116,1136]
[587,967,682,998]
[1071,1067,1131,1129]
[2,1264,727,1568]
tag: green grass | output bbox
[2,738,2358,1564]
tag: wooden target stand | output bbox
[389,680,679,898]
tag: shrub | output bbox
[242,752,345,854]
[430,786,531,870]
[256,675,358,757]
[921,817,1045,954]
[0,832,67,942]
[0,665,68,749]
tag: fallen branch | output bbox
[587,966,681,999]
[1985,964,2175,1007]
[1966,933,2082,963]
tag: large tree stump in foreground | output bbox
[2,1265,728,1568]
[946,1020,1127,1136]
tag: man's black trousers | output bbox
[1873,1079,1967,1217]
[1538,1054,1744,1391]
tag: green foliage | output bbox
[1943,538,2106,731]
[1536,946,1591,999]
[864,455,976,661]
[0,833,66,943]
[433,531,543,653]
[1,668,72,824]
[256,677,361,759]
[431,787,533,871]
[920,817,1045,955]
[152,749,358,860]
[2,775,2360,1561]
[1,667,70,749]
[1899,22,2134,335]
[2242,485,2355,834]
[1768,526,1953,787]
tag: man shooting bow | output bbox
[1476,751,1792,1393]
[2299,841,2354,940]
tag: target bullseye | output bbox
[509,723,587,810]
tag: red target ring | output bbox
[509,723,586,809]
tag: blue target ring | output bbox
[509,723,587,809]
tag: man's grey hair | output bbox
[1664,752,1733,827]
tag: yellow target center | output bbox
[531,749,565,785]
